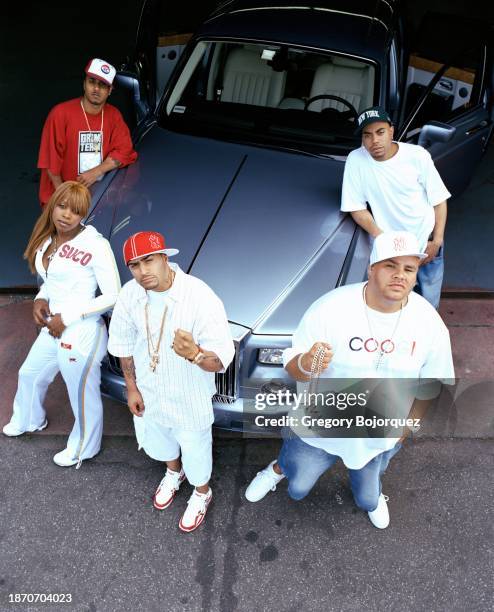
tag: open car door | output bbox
[118,0,223,127]
[397,13,493,197]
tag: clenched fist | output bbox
[172,329,199,361]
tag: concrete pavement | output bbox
[0,435,493,612]
[0,294,493,611]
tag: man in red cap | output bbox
[37,58,137,206]
[108,231,235,532]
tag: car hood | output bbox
[96,127,355,334]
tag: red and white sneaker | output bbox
[179,488,213,533]
[153,468,186,510]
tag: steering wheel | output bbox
[304,94,359,122]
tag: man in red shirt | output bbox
[37,58,138,206]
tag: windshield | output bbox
[158,40,378,155]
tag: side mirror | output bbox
[115,71,149,122]
[418,121,456,148]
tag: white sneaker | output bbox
[245,460,285,502]
[153,468,186,510]
[179,488,213,532]
[53,448,78,467]
[367,494,390,529]
[3,419,48,437]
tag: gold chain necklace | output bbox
[305,344,327,425]
[80,99,104,153]
[363,284,403,370]
[46,235,58,265]
[145,303,168,372]
[309,345,326,394]
[144,269,175,372]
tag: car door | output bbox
[397,13,492,197]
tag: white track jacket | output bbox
[35,225,120,326]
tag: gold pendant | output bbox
[150,353,159,372]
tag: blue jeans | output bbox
[415,245,444,309]
[277,434,402,512]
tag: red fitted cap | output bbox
[123,231,179,265]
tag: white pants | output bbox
[134,416,213,487]
[10,319,108,462]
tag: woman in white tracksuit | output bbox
[2,181,121,468]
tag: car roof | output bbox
[199,0,399,62]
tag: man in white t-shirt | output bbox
[108,231,234,532]
[245,231,454,529]
[341,106,451,308]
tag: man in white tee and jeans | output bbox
[341,106,451,308]
[245,231,454,528]
[108,231,234,532]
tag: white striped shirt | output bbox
[107,263,235,430]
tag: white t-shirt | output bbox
[341,143,451,249]
[147,287,170,310]
[283,283,455,468]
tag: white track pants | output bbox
[10,319,108,462]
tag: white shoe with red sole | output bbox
[153,468,186,510]
[179,488,212,532]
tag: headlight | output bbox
[258,349,284,365]
[261,381,289,394]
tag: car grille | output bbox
[106,342,239,404]
[213,342,239,404]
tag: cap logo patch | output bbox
[148,234,161,249]
[101,64,110,74]
[393,237,407,252]
[358,109,380,125]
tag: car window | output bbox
[401,12,487,139]
[152,2,224,98]
[403,45,485,134]
[158,40,378,154]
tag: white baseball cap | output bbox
[370,231,427,265]
[85,58,116,86]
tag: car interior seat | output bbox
[307,57,374,113]
[220,47,287,107]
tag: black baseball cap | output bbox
[355,106,392,134]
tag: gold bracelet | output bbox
[193,348,205,365]
[186,346,201,363]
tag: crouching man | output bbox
[108,231,234,532]
[245,231,454,529]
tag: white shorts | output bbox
[133,416,212,486]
